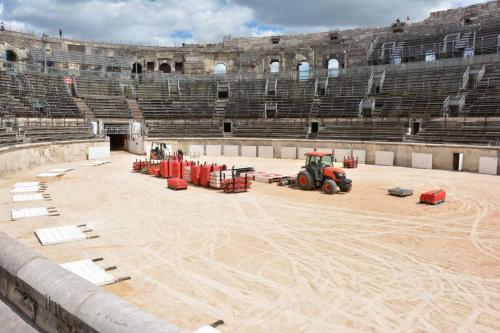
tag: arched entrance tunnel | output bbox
[104,123,129,150]
[109,134,127,150]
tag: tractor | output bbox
[297,152,352,194]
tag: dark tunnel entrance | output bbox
[109,134,127,150]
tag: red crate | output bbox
[167,178,188,190]
[420,189,446,205]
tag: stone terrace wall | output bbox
[0,139,109,176]
[1,1,499,74]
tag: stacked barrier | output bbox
[220,175,252,193]
[132,158,251,194]
[199,164,223,187]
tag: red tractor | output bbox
[297,152,352,194]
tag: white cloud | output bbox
[234,0,480,29]
[0,0,484,44]
[1,0,263,45]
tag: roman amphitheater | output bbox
[1,2,500,333]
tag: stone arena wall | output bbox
[0,139,109,176]
[145,137,500,174]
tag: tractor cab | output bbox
[305,152,334,169]
[304,152,334,182]
[298,151,352,194]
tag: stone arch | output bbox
[132,62,142,74]
[327,58,339,77]
[270,59,280,73]
[159,63,171,73]
[297,61,310,80]
[146,61,155,72]
[214,62,227,75]
[6,50,18,62]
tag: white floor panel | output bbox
[12,193,45,202]
[37,172,62,177]
[61,259,116,286]
[34,225,87,245]
[12,207,49,220]
[82,160,108,166]
[48,168,72,173]
[13,182,40,188]
[11,186,43,194]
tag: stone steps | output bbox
[126,99,143,120]
[73,97,94,119]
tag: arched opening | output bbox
[297,61,310,80]
[132,62,142,74]
[6,50,18,62]
[214,63,227,75]
[390,55,401,65]
[464,47,474,58]
[425,51,436,62]
[159,63,171,73]
[328,58,339,77]
[175,62,184,73]
[270,60,280,73]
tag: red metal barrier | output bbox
[159,159,194,179]
[170,160,181,179]
[160,160,168,178]
[191,164,201,185]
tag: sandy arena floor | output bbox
[1,151,500,332]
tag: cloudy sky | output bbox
[0,0,481,45]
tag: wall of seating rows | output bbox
[1,2,500,148]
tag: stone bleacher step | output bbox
[126,99,143,120]
[73,98,94,119]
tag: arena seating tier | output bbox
[232,120,309,139]
[146,120,223,137]
[0,126,23,147]
[82,96,132,118]
[21,121,96,143]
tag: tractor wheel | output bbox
[297,171,313,190]
[322,179,337,195]
[340,183,352,192]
